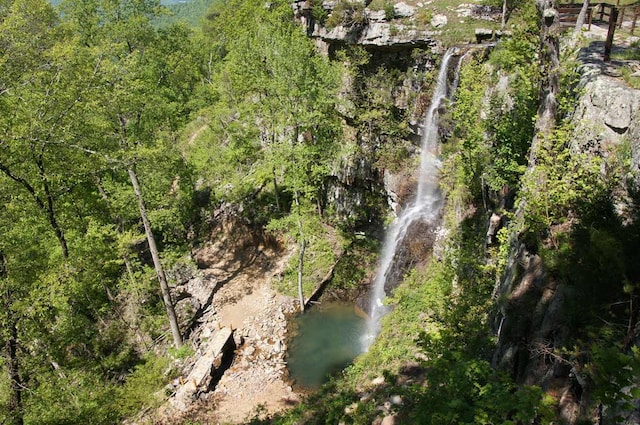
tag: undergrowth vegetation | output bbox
[249,1,640,423]
[247,4,560,423]
[5,0,640,423]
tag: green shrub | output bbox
[621,65,640,89]
[384,2,395,20]
[520,124,605,245]
[116,354,172,418]
[310,0,329,23]
[326,0,367,29]
[23,369,120,425]
[169,344,195,359]
[415,8,433,25]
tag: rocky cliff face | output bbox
[492,42,640,424]
[572,45,640,168]
[292,0,438,50]
[304,21,443,226]
[291,0,500,228]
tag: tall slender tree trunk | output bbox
[502,0,508,29]
[530,0,560,164]
[6,319,23,425]
[1,253,23,425]
[297,239,306,312]
[574,0,591,33]
[272,168,281,211]
[294,191,306,313]
[128,167,183,347]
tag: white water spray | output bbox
[364,48,460,349]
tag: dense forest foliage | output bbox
[154,0,218,28]
[3,0,640,423]
[0,0,346,422]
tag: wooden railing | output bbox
[558,4,594,30]
[615,4,640,34]
[558,2,640,35]
[596,3,640,34]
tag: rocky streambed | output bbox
[153,216,303,424]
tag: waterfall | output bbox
[364,48,459,348]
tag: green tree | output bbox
[0,0,106,259]
[61,0,205,347]
[200,0,341,309]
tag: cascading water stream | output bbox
[364,48,460,349]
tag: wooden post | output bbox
[600,3,605,21]
[631,7,640,35]
[604,7,619,62]
[618,6,625,29]
[588,6,592,30]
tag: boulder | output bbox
[389,394,403,405]
[393,2,415,18]
[572,51,640,158]
[486,213,503,245]
[367,9,386,22]
[430,14,448,28]
[455,3,474,17]
[381,415,397,425]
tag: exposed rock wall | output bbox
[291,0,437,227]
[323,50,440,226]
[492,43,640,424]
[292,0,439,49]
[572,45,640,165]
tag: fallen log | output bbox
[169,326,235,412]
[303,250,345,310]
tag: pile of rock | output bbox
[215,296,297,398]
[454,3,501,21]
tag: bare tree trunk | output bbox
[128,167,183,347]
[502,0,508,29]
[6,319,23,425]
[604,7,619,62]
[530,0,560,164]
[574,0,591,33]
[1,253,23,425]
[294,191,306,313]
[273,168,281,211]
[297,239,306,313]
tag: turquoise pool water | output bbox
[286,303,367,389]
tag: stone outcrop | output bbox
[573,45,640,161]
[430,14,447,28]
[292,0,438,49]
[326,145,390,226]
[492,42,640,424]
[315,21,438,49]
[393,2,415,18]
